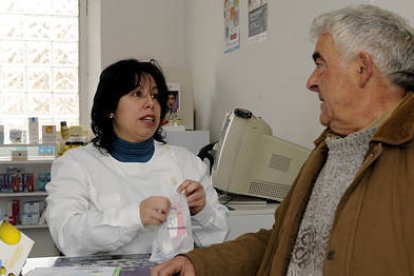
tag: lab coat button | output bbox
[327,250,335,260]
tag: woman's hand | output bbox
[177,180,206,215]
[139,196,171,226]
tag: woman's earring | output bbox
[108,113,115,119]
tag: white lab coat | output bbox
[46,142,228,257]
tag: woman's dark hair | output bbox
[91,59,168,153]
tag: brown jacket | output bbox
[186,93,414,276]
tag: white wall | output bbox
[83,0,194,130]
[85,0,414,148]
[100,1,185,68]
[183,0,414,148]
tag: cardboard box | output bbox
[42,125,56,144]
[11,150,28,161]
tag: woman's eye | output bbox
[151,93,159,99]
[132,91,142,97]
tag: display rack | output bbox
[0,143,59,257]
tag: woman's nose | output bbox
[143,94,155,107]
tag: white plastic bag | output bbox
[150,193,194,263]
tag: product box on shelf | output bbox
[21,200,45,225]
[42,125,56,144]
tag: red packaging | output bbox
[11,199,20,217]
[26,173,34,192]
[11,174,20,193]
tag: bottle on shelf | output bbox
[58,121,70,156]
[60,121,70,141]
[28,117,39,144]
[0,125,4,145]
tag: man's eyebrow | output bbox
[312,52,323,62]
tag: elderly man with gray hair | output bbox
[152,4,414,276]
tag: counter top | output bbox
[22,254,153,276]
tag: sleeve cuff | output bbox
[117,203,143,229]
[191,203,215,225]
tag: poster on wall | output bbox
[248,0,268,44]
[224,0,240,53]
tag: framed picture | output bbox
[164,83,181,124]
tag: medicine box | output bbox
[42,125,56,144]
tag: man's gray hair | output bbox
[310,4,414,90]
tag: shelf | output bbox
[17,224,48,229]
[0,143,56,148]
[0,144,56,161]
[0,145,54,257]
[226,203,279,215]
[0,192,47,198]
[0,158,54,164]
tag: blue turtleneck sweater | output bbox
[111,136,155,162]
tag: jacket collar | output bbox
[314,92,414,147]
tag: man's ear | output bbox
[357,51,374,87]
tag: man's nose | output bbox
[306,72,319,92]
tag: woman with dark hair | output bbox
[45,59,228,257]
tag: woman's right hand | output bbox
[139,196,171,226]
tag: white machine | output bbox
[212,108,310,202]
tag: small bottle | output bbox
[0,125,4,144]
[60,121,70,140]
[28,117,39,144]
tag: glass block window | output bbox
[0,0,79,143]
